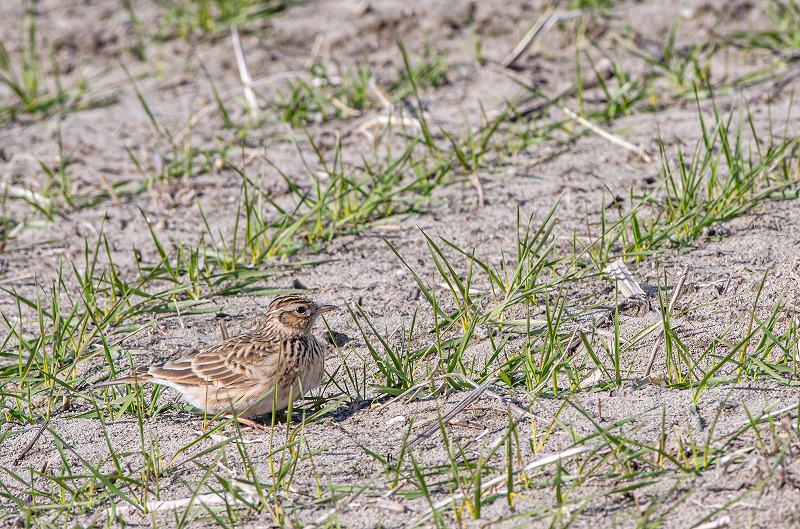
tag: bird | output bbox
[95,295,335,428]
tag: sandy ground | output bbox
[3,0,800,527]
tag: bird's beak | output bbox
[314,304,337,314]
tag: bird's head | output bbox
[266,295,336,338]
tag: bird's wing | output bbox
[146,332,282,389]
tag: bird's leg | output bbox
[234,415,269,431]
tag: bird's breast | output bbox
[278,336,326,391]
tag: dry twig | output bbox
[425,445,595,516]
[560,105,652,162]
[231,26,258,120]
[644,266,689,376]
[500,9,582,68]
[406,379,492,450]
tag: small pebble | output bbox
[386,415,407,426]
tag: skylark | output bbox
[96,295,335,428]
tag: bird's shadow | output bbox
[265,395,373,425]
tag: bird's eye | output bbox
[295,306,307,314]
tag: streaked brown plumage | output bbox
[97,295,335,422]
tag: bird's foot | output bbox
[235,416,269,431]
